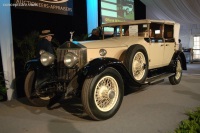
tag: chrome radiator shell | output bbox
[56,42,87,80]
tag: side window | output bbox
[138,24,148,37]
[164,24,174,42]
[113,26,121,36]
[150,23,163,38]
[123,25,129,36]
[103,26,119,38]
[103,27,114,37]
[123,24,148,37]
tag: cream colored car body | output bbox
[80,19,180,70]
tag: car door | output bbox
[163,24,175,66]
[148,23,165,69]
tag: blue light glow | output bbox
[86,0,98,35]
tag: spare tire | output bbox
[124,45,148,83]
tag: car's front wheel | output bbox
[169,57,182,85]
[81,67,124,120]
[24,71,52,106]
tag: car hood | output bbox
[75,36,144,49]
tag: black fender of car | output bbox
[172,50,187,70]
[24,58,42,72]
[24,59,56,87]
[79,57,141,87]
[24,58,56,72]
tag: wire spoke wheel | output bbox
[132,52,146,81]
[169,57,182,85]
[81,67,124,120]
[94,76,119,112]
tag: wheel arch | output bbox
[125,44,149,69]
[126,44,149,59]
[172,51,187,70]
[80,58,141,88]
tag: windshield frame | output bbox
[102,23,150,39]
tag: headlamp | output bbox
[64,52,78,68]
[40,51,55,66]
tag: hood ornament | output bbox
[70,31,74,42]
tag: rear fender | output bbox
[172,51,187,70]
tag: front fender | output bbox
[24,58,42,72]
[24,59,57,91]
[81,57,141,86]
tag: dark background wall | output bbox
[11,0,88,44]
[11,0,145,43]
[134,0,146,20]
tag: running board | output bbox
[145,73,175,85]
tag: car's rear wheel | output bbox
[81,67,124,120]
[169,57,182,85]
[124,45,148,83]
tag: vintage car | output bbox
[24,19,187,120]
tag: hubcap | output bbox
[94,76,119,112]
[132,52,146,81]
[108,90,115,99]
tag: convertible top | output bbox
[101,19,176,27]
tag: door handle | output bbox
[161,44,164,46]
[166,44,169,46]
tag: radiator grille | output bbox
[56,48,86,80]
